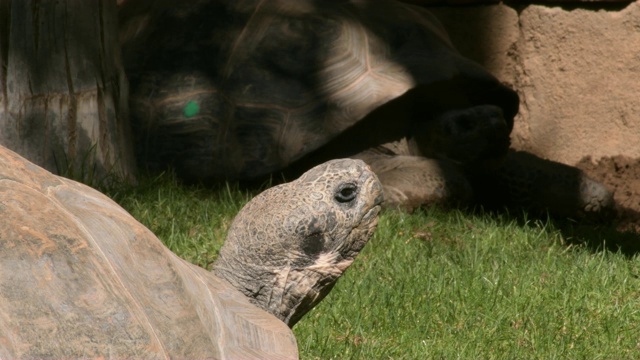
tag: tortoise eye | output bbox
[335,183,358,203]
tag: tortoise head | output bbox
[213,159,383,327]
[410,104,511,168]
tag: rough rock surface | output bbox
[513,3,640,164]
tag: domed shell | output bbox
[120,0,518,181]
[0,145,297,359]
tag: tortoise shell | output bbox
[120,0,518,181]
[0,145,297,358]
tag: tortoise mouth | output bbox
[340,203,380,261]
[363,205,381,232]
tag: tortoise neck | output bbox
[212,254,338,328]
[212,256,285,318]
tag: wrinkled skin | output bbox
[214,159,383,327]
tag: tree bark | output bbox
[0,0,135,184]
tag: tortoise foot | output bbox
[579,176,616,218]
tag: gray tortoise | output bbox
[0,144,382,358]
[120,0,613,219]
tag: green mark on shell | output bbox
[184,101,200,118]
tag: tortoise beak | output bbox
[364,163,384,207]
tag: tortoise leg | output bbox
[468,150,616,221]
[352,145,472,212]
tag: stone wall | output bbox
[414,1,640,166]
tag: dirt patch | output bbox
[576,156,640,233]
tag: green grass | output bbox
[106,173,640,359]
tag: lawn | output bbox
[107,173,640,360]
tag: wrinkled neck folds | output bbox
[214,250,353,327]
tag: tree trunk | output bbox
[0,0,135,184]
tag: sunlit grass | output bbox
[107,173,640,359]
[294,209,640,359]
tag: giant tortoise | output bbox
[119,0,614,219]
[0,144,382,358]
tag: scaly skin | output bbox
[213,159,383,327]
